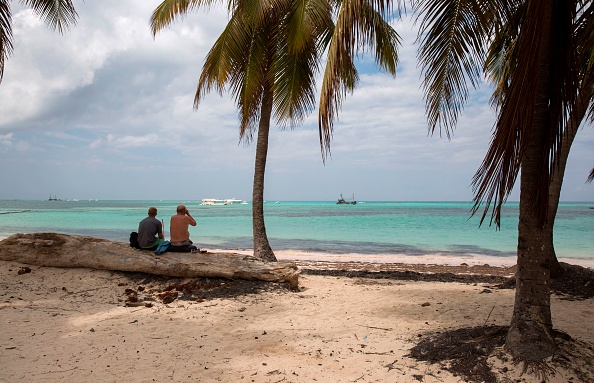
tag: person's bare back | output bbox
[170,205,197,245]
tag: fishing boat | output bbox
[48,195,62,201]
[336,194,356,205]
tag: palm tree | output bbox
[151,0,400,261]
[483,2,594,279]
[0,0,78,82]
[414,0,590,361]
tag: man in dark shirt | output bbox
[138,207,164,249]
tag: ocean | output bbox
[0,200,592,264]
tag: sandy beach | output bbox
[1,251,594,383]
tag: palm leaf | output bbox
[318,0,400,160]
[472,0,579,226]
[483,4,524,110]
[416,0,497,138]
[0,1,13,81]
[151,0,224,36]
[23,0,78,33]
[270,0,332,126]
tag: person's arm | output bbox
[186,209,197,226]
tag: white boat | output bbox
[201,199,225,205]
[201,198,247,205]
[224,198,244,205]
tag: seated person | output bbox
[170,204,197,247]
[138,207,165,250]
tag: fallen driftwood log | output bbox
[0,233,299,287]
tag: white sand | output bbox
[1,259,592,383]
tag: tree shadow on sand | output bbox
[407,326,594,383]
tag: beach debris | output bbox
[158,291,178,304]
[17,266,31,275]
[420,302,431,307]
[124,301,153,307]
[384,359,400,371]
[480,289,493,294]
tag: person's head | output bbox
[148,207,158,217]
[177,204,187,214]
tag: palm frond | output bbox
[284,0,332,54]
[472,0,579,227]
[23,0,78,33]
[588,167,594,183]
[484,4,524,110]
[576,0,594,122]
[0,1,13,82]
[318,0,400,160]
[269,0,332,127]
[151,0,222,36]
[194,7,267,142]
[195,11,249,103]
[415,0,495,138]
[232,13,272,141]
[272,27,319,127]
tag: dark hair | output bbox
[148,207,158,217]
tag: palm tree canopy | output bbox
[415,0,587,226]
[152,0,401,150]
[0,0,78,81]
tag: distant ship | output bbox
[48,195,62,201]
[201,198,247,205]
[336,194,356,205]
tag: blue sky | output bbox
[0,0,592,202]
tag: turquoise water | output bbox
[0,200,592,261]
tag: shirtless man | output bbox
[170,204,197,246]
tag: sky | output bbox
[0,0,592,202]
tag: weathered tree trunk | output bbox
[0,233,298,286]
[252,88,277,262]
[506,0,555,360]
[547,88,590,278]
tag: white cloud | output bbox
[0,133,13,146]
[105,133,160,148]
[0,3,590,201]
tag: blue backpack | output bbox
[154,240,171,255]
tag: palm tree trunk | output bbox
[505,0,555,361]
[546,89,590,278]
[252,89,277,262]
